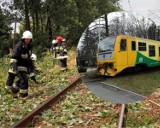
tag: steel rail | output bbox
[117,104,126,128]
[149,100,160,107]
[117,99,160,128]
[11,77,82,128]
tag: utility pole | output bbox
[12,1,18,49]
[98,17,101,43]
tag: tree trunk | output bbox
[48,16,52,40]
[24,0,30,30]
[35,7,39,32]
[32,14,36,32]
[40,13,44,32]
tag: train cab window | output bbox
[131,41,136,50]
[138,42,146,51]
[98,37,116,52]
[149,45,155,57]
[120,39,126,51]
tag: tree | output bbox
[0,8,12,57]
[9,0,121,55]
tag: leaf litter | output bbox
[0,48,159,127]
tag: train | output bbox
[97,35,160,76]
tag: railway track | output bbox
[11,77,82,128]
[10,76,160,128]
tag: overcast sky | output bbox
[119,0,160,25]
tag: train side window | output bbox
[131,41,136,50]
[138,42,146,51]
[120,39,126,51]
[149,45,155,57]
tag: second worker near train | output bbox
[52,36,68,71]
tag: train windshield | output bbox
[98,37,116,52]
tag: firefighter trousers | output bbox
[6,71,29,97]
[59,58,67,68]
[6,73,16,87]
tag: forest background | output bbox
[0,0,121,57]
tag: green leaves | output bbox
[0,8,12,57]
[0,49,78,127]
[0,48,159,127]
[96,110,108,118]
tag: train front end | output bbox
[97,36,117,76]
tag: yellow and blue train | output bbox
[97,35,160,76]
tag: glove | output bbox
[30,76,37,84]
[29,73,37,84]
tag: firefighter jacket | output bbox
[9,40,32,73]
[54,42,67,58]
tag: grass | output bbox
[34,83,159,128]
[0,47,78,127]
[0,48,159,127]
[103,67,160,96]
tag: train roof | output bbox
[100,35,160,44]
[116,34,160,43]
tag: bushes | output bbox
[32,31,50,57]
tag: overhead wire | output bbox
[147,0,160,24]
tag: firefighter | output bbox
[55,36,68,71]
[5,53,37,95]
[5,30,33,99]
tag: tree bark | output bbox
[24,0,30,30]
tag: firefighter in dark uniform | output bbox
[5,30,33,99]
[55,36,68,71]
[6,53,37,88]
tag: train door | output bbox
[127,39,137,65]
[116,38,128,66]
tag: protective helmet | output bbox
[56,36,63,42]
[31,53,37,61]
[52,39,57,44]
[22,30,33,39]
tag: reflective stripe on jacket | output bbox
[11,40,32,72]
